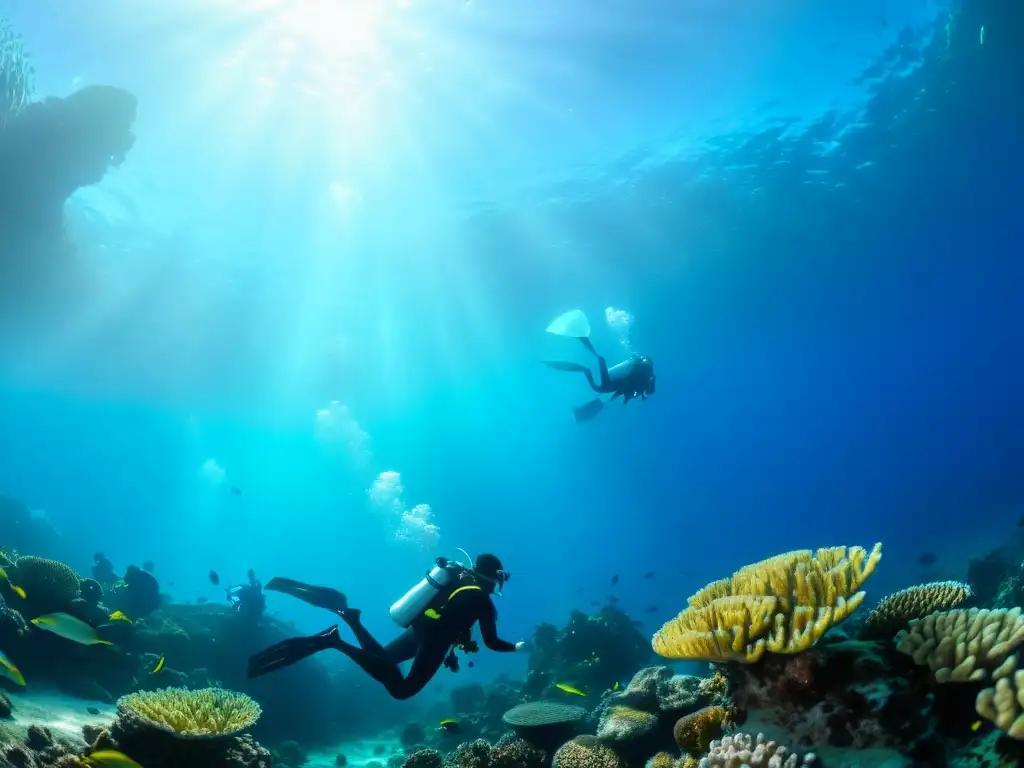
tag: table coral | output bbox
[117,687,261,739]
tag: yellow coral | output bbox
[645,753,676,768]
[653,543,882,662]
[976,670,1024,739]
[698,670,728,698]
[865,581,972,636]
[895,607,1024,683]
[117,687,261,739]
[673,705,735,753]
[679,758,699,768]
[552,737,625,768]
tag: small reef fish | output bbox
[610,574,619,585]
[31,613,113,646]
[208,570,220,585]
[230,486,242,495]
[610,681,621,692]
[0,567,26,599]
[0,650,25,686]
[971,720,982,732]
[108,611,132,624]
[82,749,145,768]
[439,719,460,733]
[555,683,587,696]
[151,656,165,674]
[643,571,655,580]
[645,605,660,613]
[918,552,937,567]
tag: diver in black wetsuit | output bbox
[543,334,656,423]
[247,554,524,700]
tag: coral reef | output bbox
[8,555,80,618]
[552,736,626,768]
[976,670,1024,739]
[490,733,548,768]
[894,607,1024,682]
[116,687,262,738]
[863,581,973,640]
[673,706,735,754]
[653,544,882,663]
[699,733,816,767]
[526,606,653,698]
[596,705,660,743]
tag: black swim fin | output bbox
[542,361,591,373]
[265,577,349,614]
[247,624,343,679]
[573,398,605,423]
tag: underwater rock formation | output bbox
[526,606,653,699]
[0,496,65,562]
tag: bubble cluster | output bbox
[369,472,441,551]
[199,458,226,487]
[315,400,372,468]
[605,307,635,351]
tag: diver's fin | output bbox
[545,309,591,338]
[542,360,591,373]
[573,398,605,423]
[265,577,349,614]
[247,625,343,679]
[578,336,600,358]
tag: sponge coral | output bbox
[673,705,735,753]
[653,543,882,663]
[117,687,261,739]
[895,607,1024,682]
[552,737,625,768]
[976,670,1024,739]
[864,581,972,638]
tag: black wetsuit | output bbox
[247,575,516,700]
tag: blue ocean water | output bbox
[0,0,1021,742]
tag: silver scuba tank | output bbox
[389,559,457,628]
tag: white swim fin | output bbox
[545,309,590,338]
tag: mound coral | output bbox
[653,543,882,662]
[864,581,972,638]
[490,734,548,768]
[976,670,1024,739]
[699,733,816,767]
[673,705,735,753]
[10,556,81,616]
[117,687,261,739]
[403,749,443,768]
[552,736,626,768]
[596,704,660,743]
[895,607,1024,682]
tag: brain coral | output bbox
[11,556,80,615]
[553,737,626,768]
[117,687,261,739]
[503,701,587,727]
[673,706,735,754]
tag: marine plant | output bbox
[116,687,262,739]
[895,607,1024,682]
[652,543,882,662]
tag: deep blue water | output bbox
[0,0,1021,727]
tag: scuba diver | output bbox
[226,569,266,619]
[247,553,524,700]
[542,309,656,423]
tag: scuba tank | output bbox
[389,557,464,628]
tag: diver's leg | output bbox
[382,627,420,664]
[247,625,343,678]
[596,356,612,389]
[338,608,392,657]
[333,637,406,690]
[384,642,450,700]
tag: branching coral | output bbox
[864,581,972,638]
[653,543,882,662]
[895,607,1024,682]
[673,705,735,753]
[976,670,1024,739]
[699,733,817,767]
[117,687,261,739]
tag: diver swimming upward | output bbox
[542,309,656,423]
[247,554,525,700]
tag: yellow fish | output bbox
[83,749,145,768]
[0,567,26,599]
[0,650,25,687]
[31,613,113,646]
[151,655,165,674]
[439,719,460,732]
[610,681,621,692]
[108,611,132,624]
[555,683,587,696]
[971,720,983,732]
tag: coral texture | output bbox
[895,607,1024,682]
[864,581,972,638]
[976,669,1024,739]
[552,736,626,768]
[116,687,261,738]
[10,556,80,616]
[596,705,660,743]
[673,706,735,753]
[699,733,816,767]
[653,544,882,662]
